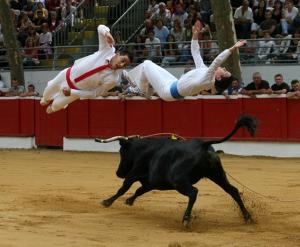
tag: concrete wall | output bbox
[1,64,300,93]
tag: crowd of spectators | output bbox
[0,75,39,97]
[0,0,81,68]
[128,0,300,65]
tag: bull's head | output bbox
[95,136,140,178]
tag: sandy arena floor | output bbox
[0,149,299,247]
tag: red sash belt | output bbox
[66,64,111,90]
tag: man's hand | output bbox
[192,20,203,40]
[62,87,71,96]
[229,40,247,53]
[105,32,115,47]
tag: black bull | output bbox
[95,115,257,227]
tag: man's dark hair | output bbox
[119,50,133,63]
[274,73,283,78]
[215,76,234,95]
[291,79,299,85]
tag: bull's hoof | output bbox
[101,199,112,207]
[182,216,191,229]
[125,198,134,206]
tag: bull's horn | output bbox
[95,136,128,143]
[95,135,141,143]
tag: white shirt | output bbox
[145,37,161,57]
[234,6,254,22]
[284,7,298,20]
[70,25,120,92]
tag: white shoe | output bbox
[46,105,54,114]
[40,97,50,106]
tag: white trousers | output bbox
[128,60,214,100]
[42,68,80,112]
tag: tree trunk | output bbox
[210,0,242,82]
[0,0,24,85]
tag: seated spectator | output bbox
[0,74,7,91]
[144,29,161,63]
[27,26,40,46]
[290,29,300,63]
[162,33,178,66]
[257,31,276,62]
[132,35,146,64]
[154,18,169,43]
[287,79,300,98]
[17,12,33,46]
[223,77,242,99]
[152,2,172,29]
[271,73,290,94]
[281,0,298,35]
[293,7,300,30]
[241,71,272,96]
[33,9,48,33]
[271,0,284,26]
[23,38,40,66]
[200,30,219,63]
[5,78,25,96]
[61,0,76,22]
[34,2,49,20]
[170,19,185,49]
[140,19,154,41]
[147,0,159,15]
[38,23,52,59]
[253,0,267,27]
[198,0,212,25]
[22,0,35,20]
[258,9,277,37]
[234,0,254,39]
[48,11,61,32]
[20,84,39,97]
[241,30,258,63]
[171,3,188,27]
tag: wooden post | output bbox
[210,0,242,82]
[0,0,25,85]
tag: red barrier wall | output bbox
[126,99,162,136]
[1,97,300,147]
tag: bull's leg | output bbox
[209,173,252,222]
[174,181,198,227]
[102,179,135,207]
[125,184,152,206]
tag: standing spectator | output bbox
[20,84,39,97]
[171,3,188,27]
[22,0,35,20]
[5,78,25,96]
[241,71,272,96]
[154,18,169,43]
[38,23,52,59]
[223,77,242,99]
[144,29,162,63]
[234,0,254,39]
[152,2,172,29]
[162,33,178,66]
[271,73,290,94]
[281,0,298,35]
[287,79,300,98]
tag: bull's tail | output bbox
[202,115,257,151]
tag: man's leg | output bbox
[128,60,177,100]
[46,93,80,114]
[41,68,68,105]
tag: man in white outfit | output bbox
[40,24,132,113]
[125,20,246,100]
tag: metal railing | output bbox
[111,0,148,44]
[0,38,300,70]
